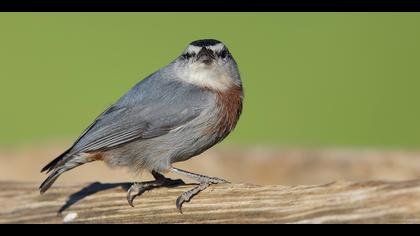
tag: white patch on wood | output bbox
[63,212,78,223]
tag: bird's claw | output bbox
[127,178,186,207]
[209,177,230,184]
[176,194,186,214]
[176,183,210,214]
[127,183,143,207]
[126,172,227,213]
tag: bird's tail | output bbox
[40,151,88,194]
[41,148,71,174]
[39,169,65,194]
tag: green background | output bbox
[1,13,420,148]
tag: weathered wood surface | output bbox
[1,180,420,223]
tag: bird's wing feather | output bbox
[40,105,126,173]
[72,105,127,147]
[68,75,208,155]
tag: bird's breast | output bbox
[205,84,243,140]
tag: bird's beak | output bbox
[196,47,215,64]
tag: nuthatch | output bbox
[40,39,243,212]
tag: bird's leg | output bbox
[127,170,185,207]
[170,167,229,213]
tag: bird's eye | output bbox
[182,52,195,60]
[219,49,228,59]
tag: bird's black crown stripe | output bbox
[190,39,222,47]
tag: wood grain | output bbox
[2,180,420,223]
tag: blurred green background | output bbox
[1,13,420,148]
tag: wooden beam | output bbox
[1,180,420,223]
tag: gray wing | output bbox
[69,74,209,155]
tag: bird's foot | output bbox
[175,176,229,214]
[127,177,185,207]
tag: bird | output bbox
[40,39,243,212]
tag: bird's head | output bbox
[171,39,241,92]
[181,39,230,66]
